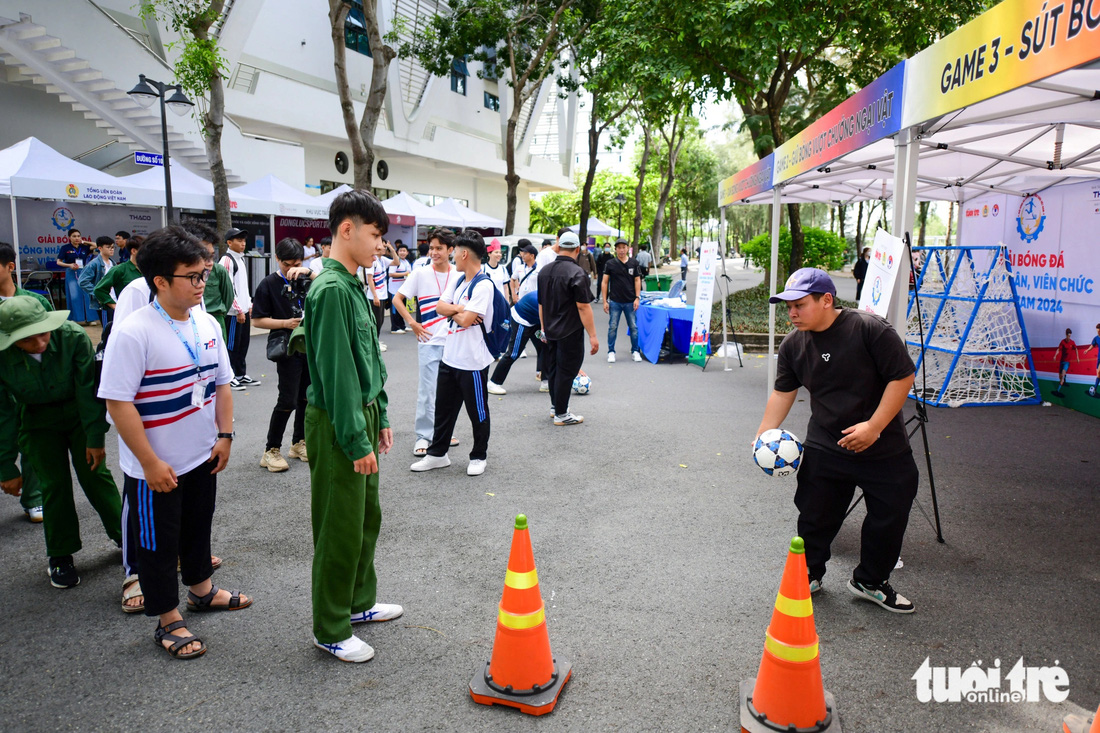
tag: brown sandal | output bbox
[186,585,252,612]
[154,620,206,659]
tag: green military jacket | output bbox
[93,260,142,307]
[0,321,107,481]
[302,258,389,461]
[203,261,235,316]
[7,287,52,311]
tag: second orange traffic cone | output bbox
[1063,702,1100,733]
[469,514,571,716]
[740,536,842,732]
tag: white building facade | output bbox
[0,0,580,230]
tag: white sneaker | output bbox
[487,381,506,395]
[539,380,549,392]
[520,351,528,358]
[351,602,404,624]
[607,352,616,363]
[314,634,375,663]
[380,342,388,352]
[411,454,450,471]
[25,506,43,523]
[412,438,430,456]
[467,459,486,476]
[392,328,406,334]
[632,351,642,362]
[554,412,584,426]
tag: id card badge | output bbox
[191,380,205,408]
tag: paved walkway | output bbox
[1,271,1096,732]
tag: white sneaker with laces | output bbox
[26,506,43,523]
[487,381,506,395]
[520,351,528,358]
[467,459,487,476]
[351,603,404,624]
[554,412,584,426]
[607,352,616,363]
[632,351,642,362]
[539,380,549,392]
[411,454,450,471]
[313,634,375,663]
[380,343,388,352]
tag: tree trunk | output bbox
[945,201,955,247]
[330,1,372,189]
[632,124,651,255]
[917,201,929,248]
[787,203,804,272]
[359,0,397,192]
[504,107,521,235]
[650,115,686,263]
[669,201,677,254]
[579,88,601,247]
[855,200,865,252]
[189,2,231,240]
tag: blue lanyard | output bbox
[151,299,201,371]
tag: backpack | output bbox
[454,271,511,358]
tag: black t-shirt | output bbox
[251,272,300,343]
[775,309,915,460]
[603,257,640,303]
[537,255,593,340]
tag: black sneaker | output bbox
[847,578,914,613]
[238,375,261,386]
[229,378,246,391]
[48,556,80,589]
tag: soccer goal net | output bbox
[905,245,1040,408]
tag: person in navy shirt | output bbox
[56,228,93,323]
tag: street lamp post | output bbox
[614,193,626,238]
[127,74,195,222]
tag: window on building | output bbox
[483,92,500,112]
[344,1,373,57]
[450,57,468,96]
[481,45,499,80]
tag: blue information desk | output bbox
[636,302,708,363]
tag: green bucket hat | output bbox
[0,296,69,350]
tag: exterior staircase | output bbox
[0,7,242,183]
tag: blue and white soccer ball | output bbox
[572,374,592,395]
[753,428,804,477]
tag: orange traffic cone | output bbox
[469,514,571,716]
[1063,702,1100,733]
[740,537,842,732]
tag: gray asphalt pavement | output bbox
[1,264,1096,732]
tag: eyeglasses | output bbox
[165,269,211,288]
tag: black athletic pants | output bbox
[267,352,310,450]
[491,323,543,385]
[372,298,389,337]
[225,313,251,377]
[428,363,490,460]
[125,461,217,616]
[545,328,585,416]
[794,446,919,586]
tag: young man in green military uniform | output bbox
[93,235,144,311]
[0,242,49,522]
[302,190,402,663]
[0,296,125,591]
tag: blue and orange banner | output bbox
[772,63,905,185]
[719,154,774,208]
[903,0,1100,128]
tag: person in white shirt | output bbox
[393,229,460,457]
[410,230,494,476]
[301,237,317,266]
[365,240,394,339]
[481,240,511,303]
[535,231,564,271]
[386,242,412,333]
[218,228,260,390]
[101,225,250,660]
[308,237,332,277]
[412,241,431,269]
[510,243,539,302]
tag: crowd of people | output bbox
[0,189,923,666]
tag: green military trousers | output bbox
[18,454,42,511]
[21,403,122,558]
[306,403,381,644]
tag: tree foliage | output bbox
[742,226,847,274]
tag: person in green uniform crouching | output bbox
[0,242,49,523]
[0,296,124,590]
[302,189,402,663]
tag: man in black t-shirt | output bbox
[755,268,919,614]
[601,238,642,362]
[537,232,599,426]
[251,237,311,472]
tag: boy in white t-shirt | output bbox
[101,225,251,660]
[411,230,494,476]
[386,242,412,333]
[393,229,458,456]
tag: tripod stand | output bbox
[844,231,945,543]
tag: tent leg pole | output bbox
[720,207,731,372]
[889,127,919,331]
[11,196,21,284]
[767,187,781,399]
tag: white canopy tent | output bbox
[380,192,463,227]
[429,197,504,229]
[229,174,330,219]
[314,184,353,209]
[117,163,216,211]
[568,217,623,238]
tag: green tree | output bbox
[742,226,847,274]
[141,0,232,238]
[403,0,595,233]
[617,0,984,271]
[329,0,399,190]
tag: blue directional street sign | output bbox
[134,151,163,167]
